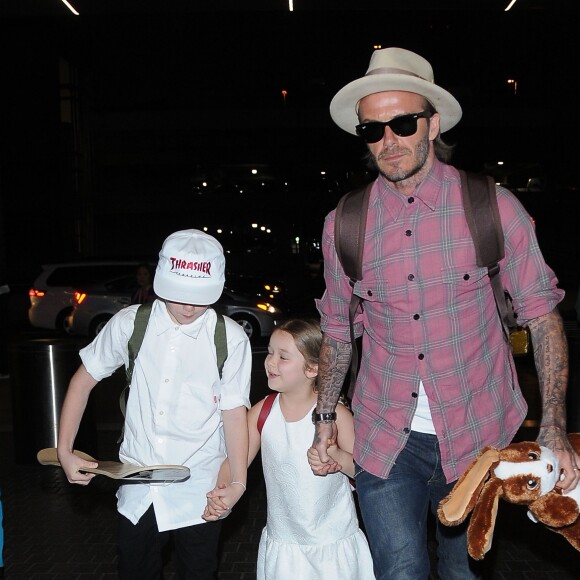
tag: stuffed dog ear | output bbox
[466,477,504,560]
[438,447,499,526]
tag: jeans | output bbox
[355,431,482,580]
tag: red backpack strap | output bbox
[257,393,277,435]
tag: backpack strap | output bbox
[214,312,227,379]
[459,170,518,338]
[257,393,277,435]
[119,302,152,422]
[334,183,373,400]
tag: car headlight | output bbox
[257,303,280,315]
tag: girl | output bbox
[205,319,374,579]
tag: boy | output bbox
[58,229,251,580]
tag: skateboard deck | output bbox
[37,448,190,483]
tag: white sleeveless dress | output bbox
[257,396,375,579]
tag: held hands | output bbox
[307,443,343,475]
[202,481,246,521]
[57,449,97,486]
[309,421,341,476]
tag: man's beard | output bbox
[370,134,430,183]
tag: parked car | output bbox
[28,261,145,332]
[214,287,284,342]
[66,281,285,342]
[65,274,137,338]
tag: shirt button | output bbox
[367,290,373,297]
[408,274,415,281]
[407,197,414,204]
[418,353,425,360]
[463,273,470,281]
[405,229,412,237]
[411,392,418,398]
[413,314,420,320]
[403,427,410,433]
[165,378,169,383]
[159,410,164,416]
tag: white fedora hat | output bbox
[330,47,462,135]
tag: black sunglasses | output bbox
[355,112,432,143]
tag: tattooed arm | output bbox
[528,308,580,491]
[309,334,352,475]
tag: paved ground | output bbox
[1,324,580,579]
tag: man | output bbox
[310,47,578,579]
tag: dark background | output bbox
[1,0,579,308]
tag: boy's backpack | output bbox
[118,303,228,432]
[334,170,520,398]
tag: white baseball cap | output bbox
[153,229,225,305]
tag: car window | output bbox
[45,265,136,287]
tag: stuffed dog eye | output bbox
[526,479,539,490]
[528,452,539,461]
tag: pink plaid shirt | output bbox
[317,160,564,483]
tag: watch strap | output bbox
[312,410,337,424]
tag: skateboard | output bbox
[37,448,190,483]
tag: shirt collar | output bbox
[152,300,210,339]
[374,158,445,220]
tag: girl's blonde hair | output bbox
[275,319,322,372]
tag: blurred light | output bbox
[507,79,517,95]
[504,0,517,11]
[202,181,207,187]
[320,171,326,175]
[251,169,258,175]
[498,161,504,165]
[251,223,258,228]
[257,302,279,314]
[289,0,294,11]
[29,289,45,297]
[217,229,223,234]
[260,226,266,231]
[74,291,87,305]
[373,44,382,49]
[203,226,208,231]
[266,229,271,233]
[60,0,79,15]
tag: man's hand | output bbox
[537,426,580,492]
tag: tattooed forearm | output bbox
[528,308,569,431]
[316,334,352,413]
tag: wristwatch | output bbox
[312,410,337,424]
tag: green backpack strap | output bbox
[214,311,227,380]
[117,303,152,442]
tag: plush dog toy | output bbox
[437,434,580,560]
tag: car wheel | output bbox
[231,314,260,342]
[56,307,74,334]
[89,315,113,339]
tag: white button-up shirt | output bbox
[80,301,251,531]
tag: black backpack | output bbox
[334,170,520,398]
